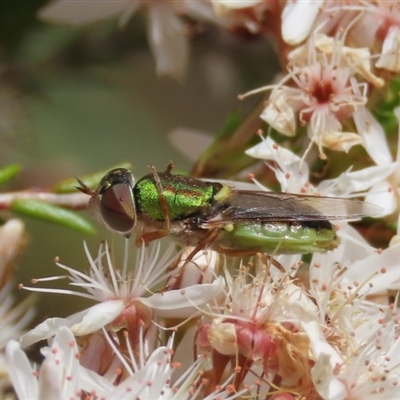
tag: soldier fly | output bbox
[77,163,381,257]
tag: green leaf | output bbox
[217,110,242,139]
[373,72,400,135]
[0,164,21,185]
[52,162,134,193]
[11,199,96,235]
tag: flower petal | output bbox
[246,136,309,192]
[346,245,400,294]
[168,128,214,162]
[320,131,362,152]
[39,327,80,399]
[142,277,225,318]
[260,89,296,136]
[71,300,124,335]
[281,0,321,45]
[147,4,188,81]
[312,353,347,400]
[20,300,124,347]
[20,317,76,348]
[365,180,397,217]
[376,26,400,72]
[6,341,38,399]
[353,106,392,166]
[38,0,130,25]
[317,163,397,197]
[212,0,261,13]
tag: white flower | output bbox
[0,220,34,394]
[306,224,400,398]
[20,240,225,348]
[0,284,35,397]
[310,223,400,301]
[242,33,382,158]
[10,326,244,400]
[198,262,325,397]
[38,0,218,80]
[352,106,400,224]
[6,327,84,399]
[312,317,400,400]
[98,331,243,400]
[7,326,175,399]
[246,134,394,199]
[349,1,400,72]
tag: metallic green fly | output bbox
[78,164,381,256]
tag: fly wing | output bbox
[202,190,382,227]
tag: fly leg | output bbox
[136,165,172,246]
[165,161,174,173]
[263,254,286,274]
[164,228,220,290]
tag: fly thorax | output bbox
[134,173,228,222]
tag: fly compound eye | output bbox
[97,168,136,235]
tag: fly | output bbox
[77,163,381,256]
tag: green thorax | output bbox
[134,173,228,221]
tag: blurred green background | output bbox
[0,1,279,323]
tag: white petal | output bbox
[289,300,342,366]
[336,223,376,264]
[106,375,149,398]
[312,353,347,400]
[124,346,172,398]
[178,248,219,286]
[246,136,309,191]
[353,106,392,166]
[0,219,25,273]
[20,300,124,347]
[346,245,400,294]
[320,131,362,152]
[365,181,397,217]
[79,365,114,395]
[246,136,300,167]
[38,0,130,25]
[20,317,75,348]
[39,328,80,399]
[317,163,397,197]
[295,300,346,399]
[343,47,384,87]
[147,4,188,81]
[281,0,322,45]
[71,300,124,335]
[376,26,400,72]
[260,90,296,136]
[212,0,261,13]
[38,366,65,400]
[168,128,213,162]
[6,341,38,399]
[142,276,225,318]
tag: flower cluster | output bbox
[2,1,400,399]
[0,220,34,396]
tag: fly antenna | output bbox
[75,176,95,196]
